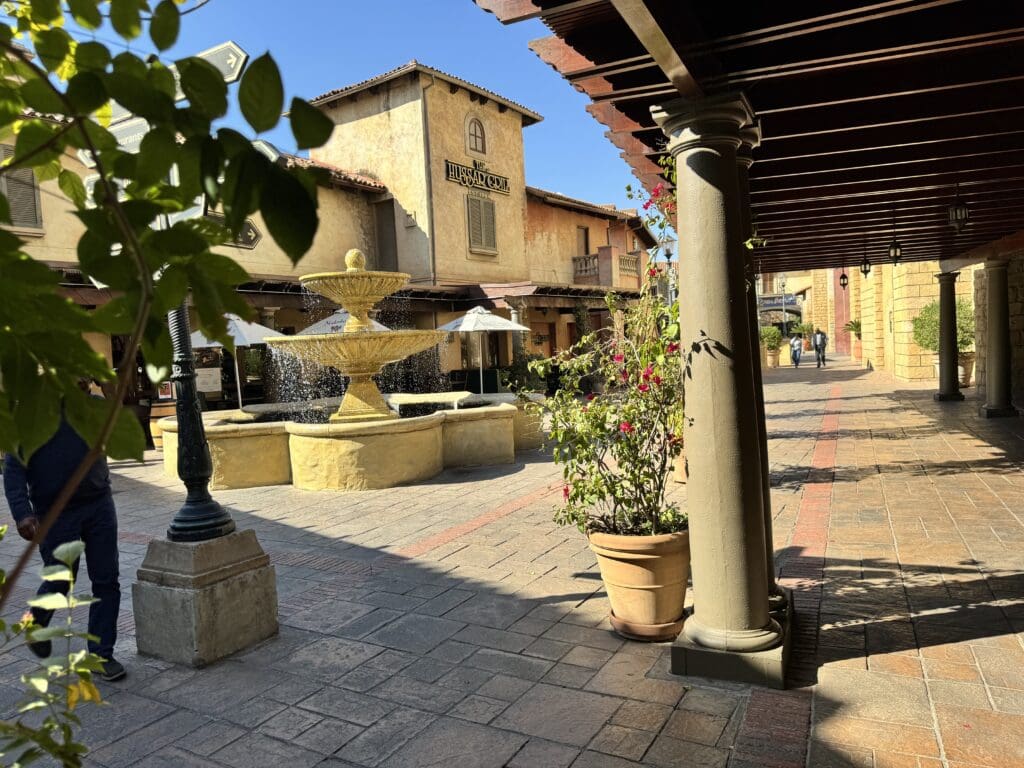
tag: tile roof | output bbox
[310,60,543,126]
[282,154,387,192]
[526,185,634,220]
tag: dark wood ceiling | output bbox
[475,0,1024,272]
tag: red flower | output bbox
[620,368,629,381]
[647,267,659,278]
[666,342,679,354]
[637,383,650,393]
[586,393,596,401]
[619,421,634,434]
[642,199,652,210]
[613,354,624,363]
[641,364,654,381]
[652,375,662,386]
[652,182,664,196]
[563,485,570,501]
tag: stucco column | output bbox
[736,125,786,611]
[259,306,279,330]
[934,272,964,402]
[980,260,1016,417]
[654,95,781,653]
[509,305,525,358]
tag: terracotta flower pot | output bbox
[765,349,780,368]
[588,530,690,642]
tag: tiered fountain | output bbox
[266,248,445,424]
[160,248,532,493]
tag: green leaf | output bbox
[26,626,71,642]
[149,0,180,51]
[29,0,61,23]
[13,120,64,168]
[19,79,63,115]
[10,375,60,462]
[107,405,145,460]
[106,72,175,122]
[221,149,268,233]
[40,565,73,582]
[135,126,176,187]
[58,170,87,209]
[31,28,70,73]
[177,57,228,119]
[27,593,69,611]
[53,540,85,566]
[289,98,334,150]
[66,72,108,115]
[68,0,102,29]
[75,41,110,72]
[24,675,48,694]
[259,164,318,263]
[110,0,143,40]
[238,53,283,133]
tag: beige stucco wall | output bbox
[313,75,431,281]
[13,150,90,267]
[425,80,529,285]
[223,185,377,280]
[524,198,629,285]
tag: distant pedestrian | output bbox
[789,335,803,368]
[3,384,125,682]
[813,328,829,368]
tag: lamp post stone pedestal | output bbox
[133,303,279,667]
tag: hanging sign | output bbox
[445,159,510,195]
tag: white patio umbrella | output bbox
[298,310,389,335]
[189,314,284,406]
[437,306,530,393]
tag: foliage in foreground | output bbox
[531,282,686,537]
[0,534,103,767]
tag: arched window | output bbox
[468,118,486,154]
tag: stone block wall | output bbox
[974,257,1024,406]
[892,262,941,380]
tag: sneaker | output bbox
[99,658,126,682]
[27,639,51,659]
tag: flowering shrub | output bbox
[529,283,686,536]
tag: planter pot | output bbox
[852,338,862,361]
[588,530,690,642]
[765,349,780,368]
[803,339,812,351]
[931,353,976,388]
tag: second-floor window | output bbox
[467,196,497,254]
[468,118,486,154]
[577,226,590,256]
[1,145,42,229]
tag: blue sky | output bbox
[158,0,640,211]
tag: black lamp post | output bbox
[166,303,236,542]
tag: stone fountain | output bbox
[265,249,446,424]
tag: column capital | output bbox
[736,122,761,169]
[652,93,755,155]
[985,259,1009,272]
[935,271,960,283]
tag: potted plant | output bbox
[795,322,814,350]
[912,299,976,386]
[760,325,783,368]
[844,319,862,361]
[530,283,687,641]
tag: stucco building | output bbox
[16,61,653,400]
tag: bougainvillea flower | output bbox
[647,267,659,278]
[586,393,596,401]
[613,354,624,363]
[637,383,650,393]
[652,375,662,386]
[641,365,654,380]
[619,421,635,434]
[642,199,652,210]
[621,368,629,381]
[666,342,680,354]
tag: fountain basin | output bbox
[287,413,444,491]
[159,413,291,491]
[442,403,516,468]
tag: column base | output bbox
[978,404,1018,418]
[133,529,278,667]
[934,391,965,402]
[672,590,793,689]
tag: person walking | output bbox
[3,393,126,682]
[813,327,829,368]
[789,334,803,368]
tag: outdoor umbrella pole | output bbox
[479,333,485,395]
[233,351,244,407]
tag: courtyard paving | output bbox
[1,358,1022,767]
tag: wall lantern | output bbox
[532,333,549,345]
[888,207,902,264]
[839,271,849,290]
[948,182,969,233]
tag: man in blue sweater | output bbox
[3,414,125,682]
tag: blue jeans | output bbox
[792,348,801,366]
[32,494,120,659]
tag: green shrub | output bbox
[912,299,975,353]
[759,325,783,351]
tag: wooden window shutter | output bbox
[482,199,496,250]
[467,196,484,249]
[1,145,42,229]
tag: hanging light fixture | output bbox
[948,182,969,233]
[860,238,871,277]
[888,206,902,264]
[744,216,768,250]
[839,260,849,290]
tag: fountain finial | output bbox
[345,249,366,272]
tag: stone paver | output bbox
[1,359,1023,766]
